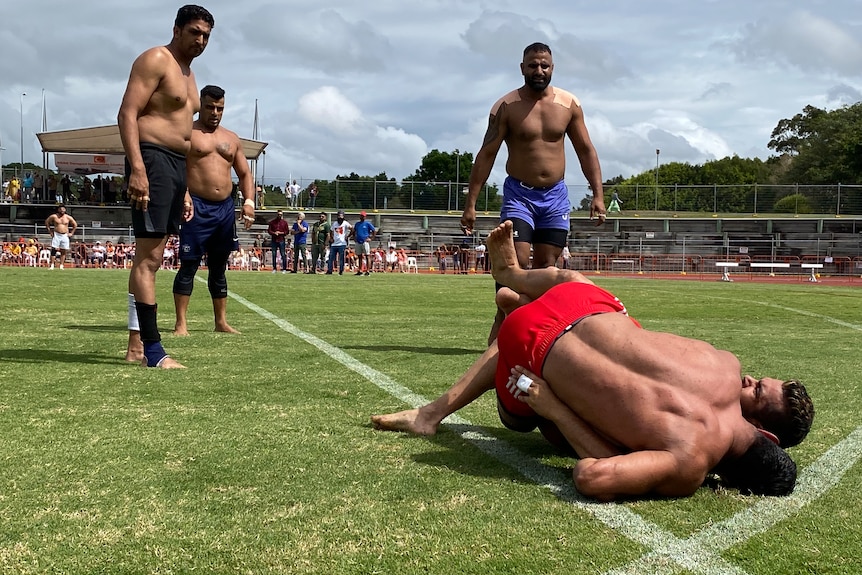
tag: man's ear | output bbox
[757,428,780,445]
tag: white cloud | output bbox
[2,0,860,186]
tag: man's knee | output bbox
[208,271,228,299]
[173,259,199,296]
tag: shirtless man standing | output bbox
[375,222,813,500]
[172,85,255,336]
[44,204,78,270]
[118,4,214,368]
[461,42,608,344]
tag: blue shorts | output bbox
[178,195,239,261]
[500,176,571,232]
[127,143,187,238]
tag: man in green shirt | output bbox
[309,211,331,274]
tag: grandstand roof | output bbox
[36,124,267,159]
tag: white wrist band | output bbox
[244,199,255,208]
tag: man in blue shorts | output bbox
[351,210,377,275]
[119,5,216,368]
[172,84,255,336]
[460,42,608,344]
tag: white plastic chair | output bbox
[38,249,52,267]
[406,256,418,274]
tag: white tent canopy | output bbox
[37,124,267,174]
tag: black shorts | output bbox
[127,142,187,238]
[509,217,569,248]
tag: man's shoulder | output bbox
[134,45,174,70]
[550,87,581,110]
[490,89,522,115]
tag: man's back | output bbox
[544,311,744,466]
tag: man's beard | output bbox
[525,75,551,91]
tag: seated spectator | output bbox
[90,241,107,266]
[22,240,39,267]
[104,242,117,268]
[125,242,136,268]
[386,246,398,272]
[73,241,88,267]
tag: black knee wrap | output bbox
[207,254,229,299]
[173,259,200,296]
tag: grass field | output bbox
[0,267,860,574]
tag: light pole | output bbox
[19,92,26,177]
[654,148,660,211]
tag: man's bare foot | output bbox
[139,356,186,369]
[173,323,190,336]
[371,408,439,436]
[487,220,523,286]
[215,323,241,334]
[125,330,144,362]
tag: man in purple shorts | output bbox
[461,42,608,344]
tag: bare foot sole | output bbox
[139,356,187,369]
[215,324,241,334]
[487,220,521,285]
[371,409,438,436]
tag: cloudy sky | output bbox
[2,0,861,201]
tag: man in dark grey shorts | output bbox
[118,4,215,368]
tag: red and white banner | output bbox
[54,153,125,175]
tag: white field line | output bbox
[225,287,861,575]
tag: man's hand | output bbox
[589,195,607,227]
[127,171,150,211]
[460,205,476,235]
[240,203,255,230]
[182,194,194,223]
[512,366,565,420]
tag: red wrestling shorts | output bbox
[494,282,640,419]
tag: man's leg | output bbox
[371,341,500,435]
[126,285,143,362]
[172,258,199,336]
[130,236,184,369]
[207,252,239,334]
[488,221,594,300]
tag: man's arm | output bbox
[232,134,256,230]
[517,368,622,459]
[573,450,707,502]
[44,215,54,235]
[117,48,163,212]
[566,105,605,225]
[68,216,78,236]
[462,106,508,231]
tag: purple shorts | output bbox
[500,176,571,232]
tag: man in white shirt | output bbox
[326,210,352,275]
[288,179,301,208]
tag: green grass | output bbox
[0,268,860,574]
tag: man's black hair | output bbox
[175,5,214,29]
[716,434,797,496]
[200,84,225,101]
[523,42,552,57]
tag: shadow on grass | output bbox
[65,324,127,333]
[379,422,573,485]
[0,348,123,365]
[343,344,484,356]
